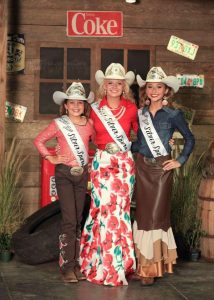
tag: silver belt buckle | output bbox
[105,143,120,154]
[70,166,84,176]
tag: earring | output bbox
[104,89,107,96]
[162,96,168,106]
[145,97,150,106]
[66,109,68,114]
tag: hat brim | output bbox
[95,70,135,86]
[162,76,180,93]
[53,91,92,106]
[136,74,179,93]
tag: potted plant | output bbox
[0,233,13,262]
[185,218,205,261]
[0,138,26,262]
[171,145,208,260]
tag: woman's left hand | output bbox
[162,159,181,171]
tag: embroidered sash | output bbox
[55,115,88,166]
[138,109,168,158]
[92,102,131,152]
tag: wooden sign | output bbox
[5,101,27,122]
[167,35,199,60]
[67,11,123,37]
[176,74,204,88]
[7,34,25,73]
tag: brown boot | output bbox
[74,266,86,281]
[62,270,78,283]
[141,277,154,286]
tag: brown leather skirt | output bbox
[134,153,173,231]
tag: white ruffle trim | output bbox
[133,221,177,260]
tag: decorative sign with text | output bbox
[7,34,25,73]
[176,74,204,88]
[67,11,123,37]
[5,101,27,122]
[167,35,199,60]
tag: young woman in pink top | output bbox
[79,63,138,286]
[34,82,94,283]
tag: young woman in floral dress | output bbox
[79,63,138,286]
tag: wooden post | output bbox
[0,0,7,157]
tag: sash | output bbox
[138,109,168,158]
[55,115,88,166]
[92,102,131,152]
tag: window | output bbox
[35,43,154,119]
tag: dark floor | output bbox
[0,257,214,300]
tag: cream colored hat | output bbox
[95,63,135,86]
[53,82,94,105]
[136,66,180,93]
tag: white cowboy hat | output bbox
[136,66,180,93]
[53,82,94,105]
[95,63,135,86]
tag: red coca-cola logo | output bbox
[67,11,123,37]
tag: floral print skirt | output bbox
[80,149,136,286]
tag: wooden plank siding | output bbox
[6,0,214,216]
[0,0,7,158]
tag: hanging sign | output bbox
[7,34,25,73]
[176,74,204,88]
[5,101,27,122]
[167,35,199,60]
[67,11,123,37]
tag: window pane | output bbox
[39,83,63,114]
[40,48,64,79]
[67,48,90,80]
[101,49,123,71]
[128,50,150,107]
[128,50,150,79]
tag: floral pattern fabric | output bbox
[80,150,136,286]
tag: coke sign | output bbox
[67,11,123,37]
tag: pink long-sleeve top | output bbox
[34,118,94,167]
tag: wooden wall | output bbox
[6,0,214,216]
[0,0,7,158]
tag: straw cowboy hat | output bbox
[136,66,180,93]
[95,63,135,86]
[53,82,94,105]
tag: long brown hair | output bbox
[139,83,175,108]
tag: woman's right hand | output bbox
[45,155,68,165]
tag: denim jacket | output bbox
[132,106,195,165]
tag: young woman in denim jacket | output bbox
[132,67,195,286]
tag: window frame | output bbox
[34,41,155,120]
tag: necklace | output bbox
[104,105,126,120]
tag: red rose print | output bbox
[100,167,111,180]
[119,182,129,197]
[111,178,122,193]
[106,265,119,285]
[103,253,113,268]
[90,207,99,219]
[103,231,113,251]
[101,205,108,218]
[120,220,128,234]
[107,216,119,231]
[124,257,134,271]
[91,170,100,188]
[110,193,117,205]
